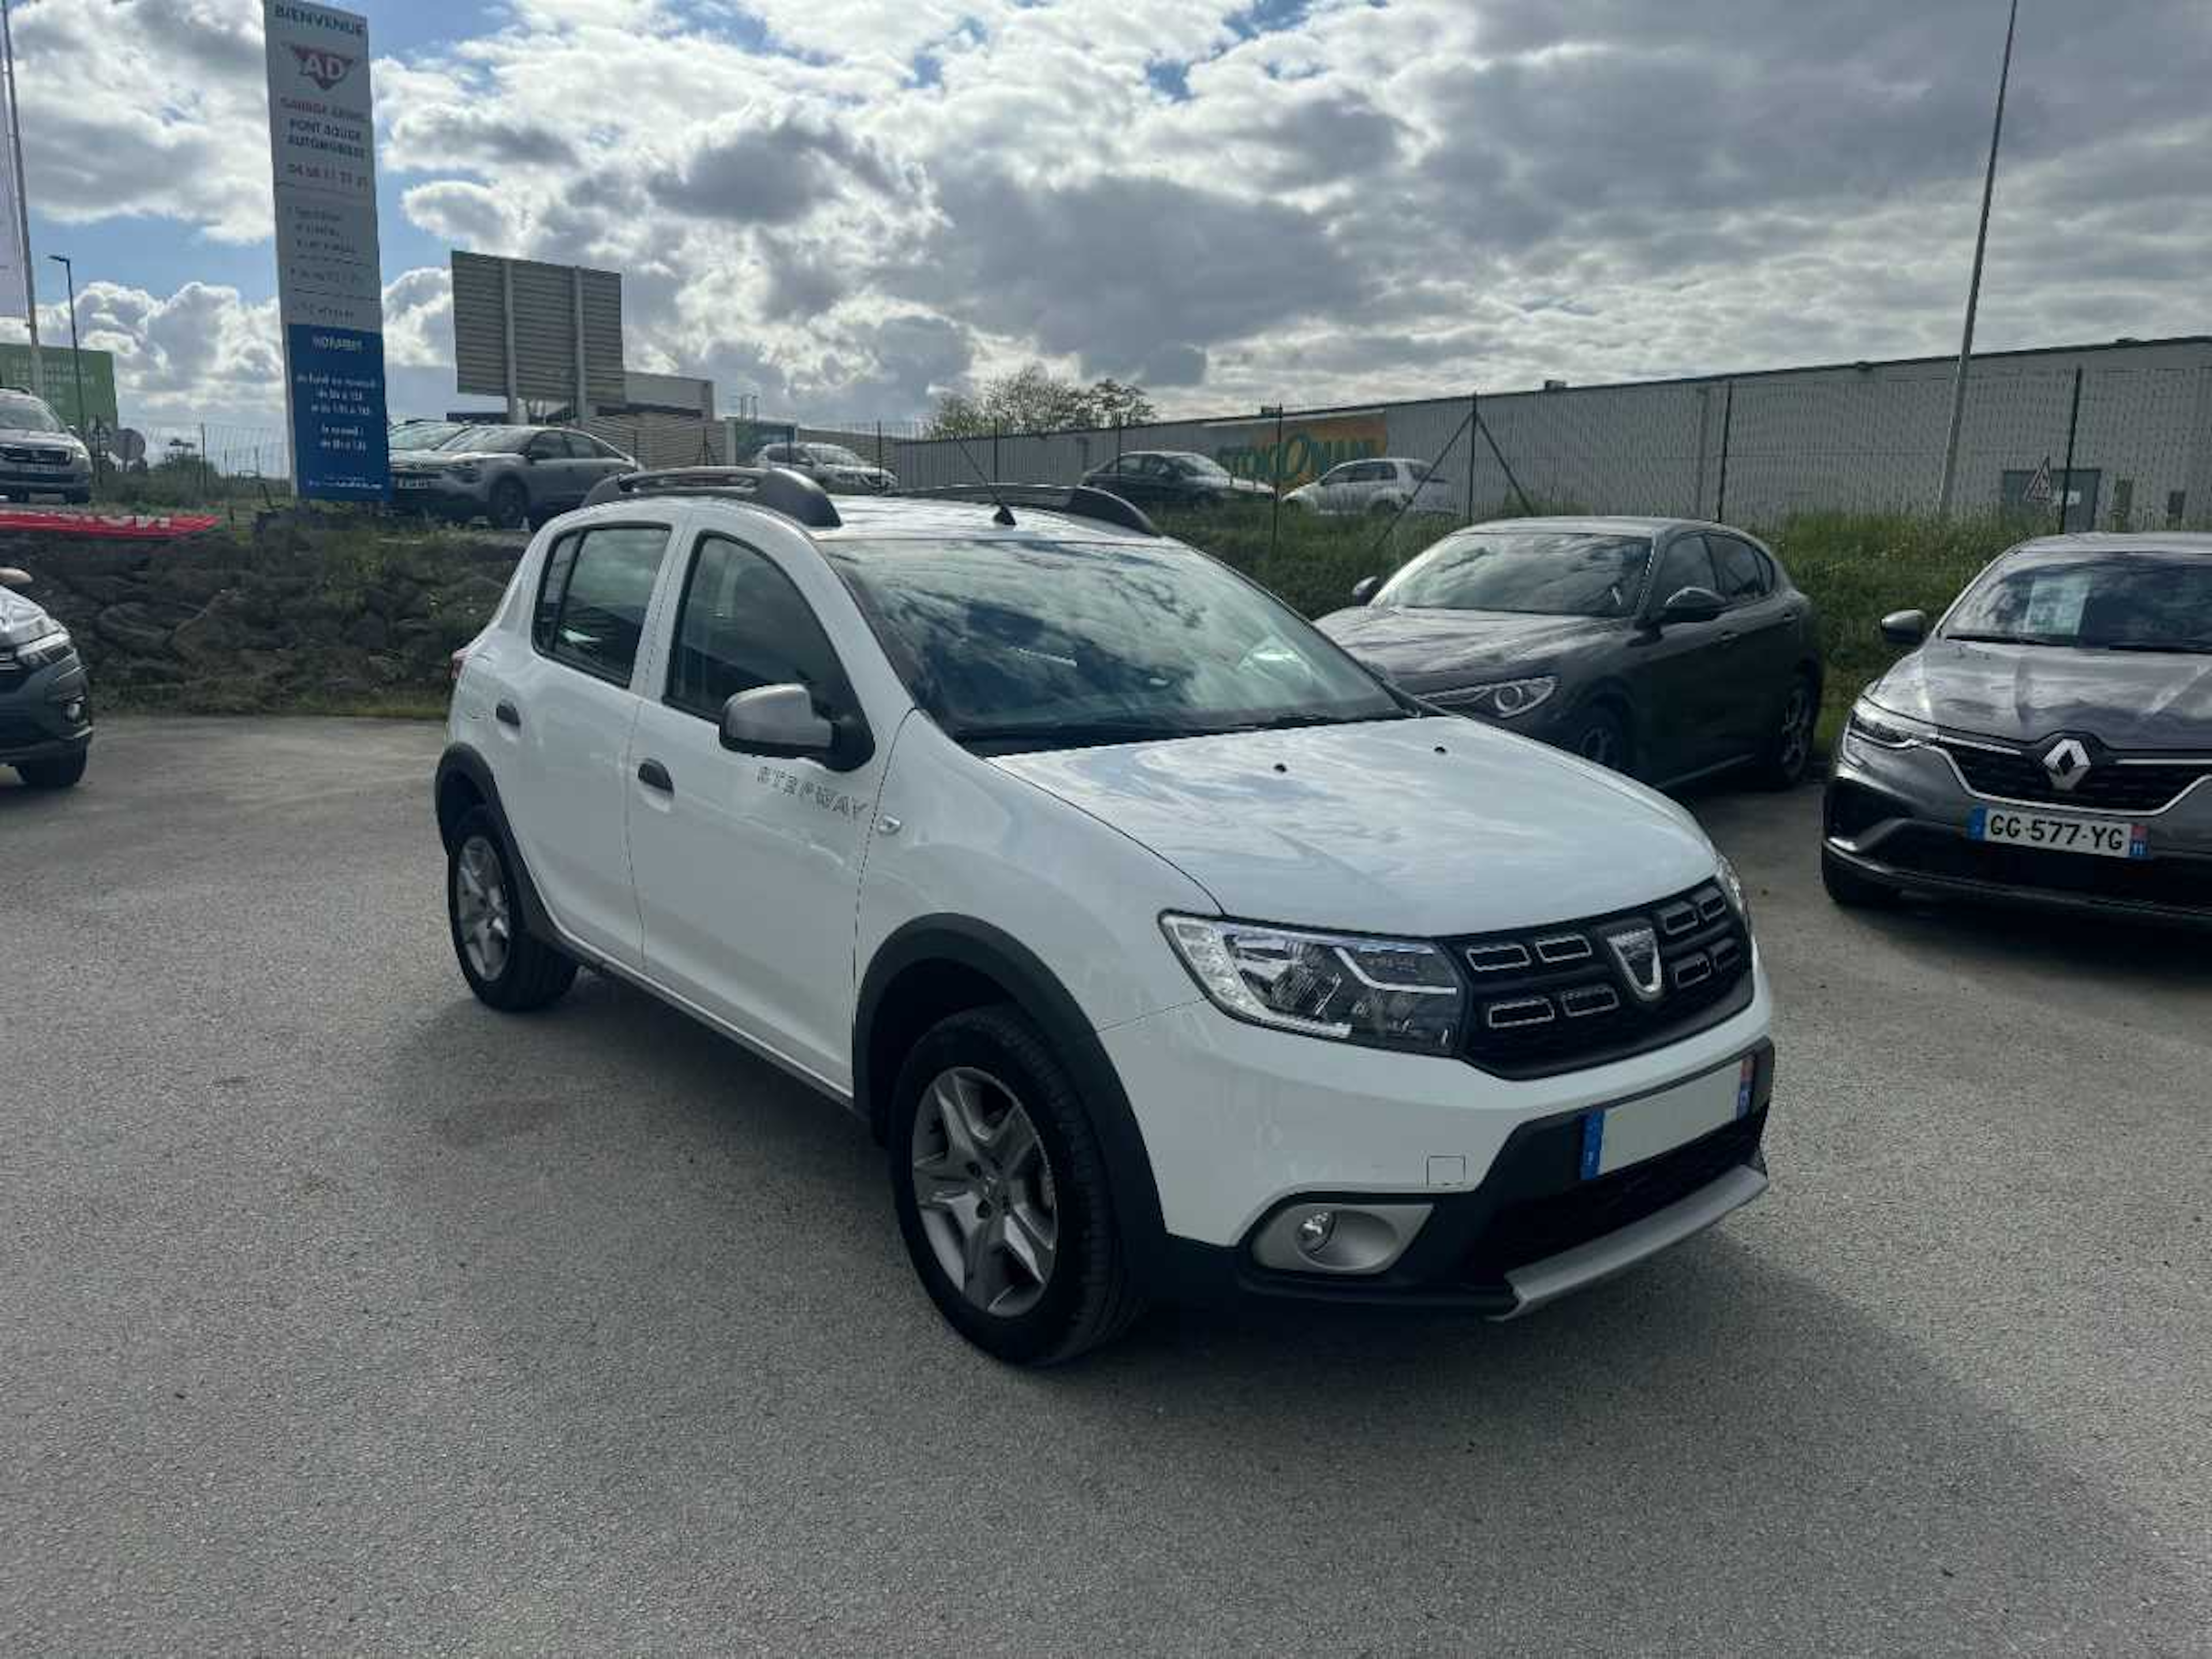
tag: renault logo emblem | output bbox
[2042,737,2093,791]
[1603,923,1665,1004]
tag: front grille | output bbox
[0,714,51,748]
[1940,739,2212,813]
[0,444,70,466]
[1445,882,1753,1079]
[1876,825,2212,911]
[1465,1108,1767,1287]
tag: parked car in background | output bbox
[0,565,92,789]
[1320,517,1822,789]
[389,419,473,453]
[1286,457,1456,518]
[749,441,896,494]
[1081,450,1272,512]
[437,471,1774,1363]
[391,425,637,529]
[1824,532,2212,926]
[0,388,93,505]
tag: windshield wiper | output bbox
[950,720,1180,751]
[1217,710,1407,733]
[2101,639,2212,655]
[1944,631,2065,646]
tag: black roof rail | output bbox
[581,465,843,528]
[897,483,1158,536]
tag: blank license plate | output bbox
[1968,806,2146,859]
[393,477,430,490]
[1582,1055,1755,1179]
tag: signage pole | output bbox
[1937,0,2018,518]
[1,0,41,399]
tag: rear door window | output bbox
[1709,535,1772,602]
[536,524,672,685]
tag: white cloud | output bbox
[6,0,2210,426]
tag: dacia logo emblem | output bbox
[2041,737,2092,792]
[1603,923,1665,1004]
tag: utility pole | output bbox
[47,253,85,435]
[1,0,41,399]
[1936,0,2019,518]
[1261,404,1285,562]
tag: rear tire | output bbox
[890,1006,1145,1365]
[1822,845,1900,910]
[448,807,577,1011]
[1756,674,1819,790]
[16,748,88,789]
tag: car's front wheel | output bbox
[1756,674,1819,789]
[890,1006,1144,1365]
[487,478,529,531]
[447,808,577,1010]
[15,748,87,789]
[1562,704,1631,774]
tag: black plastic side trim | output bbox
[855,915,1172,1292]
[433,742,556,944]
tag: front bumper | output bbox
[1100,969,1774,1315]
[1824,729,2212,926]
[390,473,495,516]
[0,656,94,763]
[0,459,92,495]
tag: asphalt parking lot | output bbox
[5,717,2207,1654]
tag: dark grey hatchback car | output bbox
[1320,517,1823,789]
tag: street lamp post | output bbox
[1936,0,2020,518]
[46,253,87,440]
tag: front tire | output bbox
[1562,704,1631,774]
[487,478,529,531]
[448,808,577,1010]
[16,748,88,789]
[890,1006,1145,1365]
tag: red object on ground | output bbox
[0,507,222,539]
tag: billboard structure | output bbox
[450,251,625,420]
[263,0,389,498]
[0,343,117,434]
[0,0,41,395]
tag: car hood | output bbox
[991,716,1716,936]
[396,448,507,467]
[0,588,60,648]
[1873,639,2212,749]
[0,424,81,449]
[1317,607,1621,690]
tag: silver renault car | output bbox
[1824,533,2212,927]
[0,388,93,504]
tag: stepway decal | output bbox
[1213,415,1388,490]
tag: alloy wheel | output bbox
[454,834,513,981]
[1580,724,1619,767]
[910,1066,1059,1318]
[1778,686,1814,778]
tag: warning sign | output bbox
[2021,457,2054,507]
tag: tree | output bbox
[922,364,1157,438]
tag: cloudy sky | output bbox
[5,0,2209,435]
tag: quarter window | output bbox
[666,534,851,720]
[536,524,670,683]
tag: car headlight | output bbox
[12,628,74,671]
[1161,914,1464,1053]
[1846,698,1933,749]
[1714,853,1751,929]
[1430,676,1558,719]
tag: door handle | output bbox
[637,759,674,794]
[495,700,521,728]
[1718,631,1738,649]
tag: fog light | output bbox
[1294,1210,1336,1257]
[1251,1200,1433,1276]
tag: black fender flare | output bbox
[855,915,1172,1290]
[433,742,557,944]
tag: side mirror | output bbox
[1351,575,1381,605]
[720,683,839,763]
[0,567,31,592]
[1656,585,1726,626]
[1880,609,1928,647]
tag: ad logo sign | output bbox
[289,43,357,91]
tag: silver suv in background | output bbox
[392,425,637,529]
[0,389,93,505]
[1286,457,1455,518]
[749,441,896,494]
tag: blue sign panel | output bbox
[286,322,389,499]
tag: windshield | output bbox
[1944,547,2212,652]
[1378,529,1653,618]
[824,536,1406,751]
[391,422,466,451]
[0,393,63,434]
[811,445,866,467]
[442,425,535,453]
